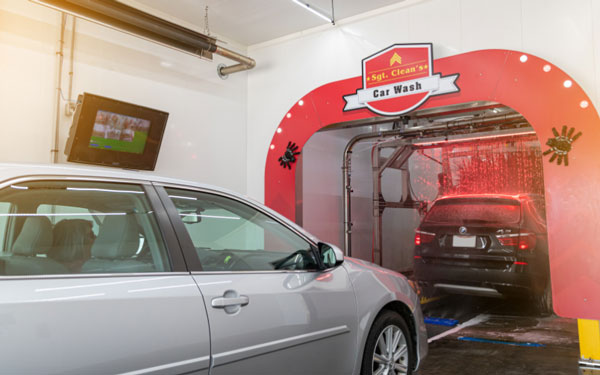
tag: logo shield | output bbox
[343,44,460,116]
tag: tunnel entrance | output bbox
[299,102,544,266]
[299,102,554,333]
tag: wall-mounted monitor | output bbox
[65,93,168,171]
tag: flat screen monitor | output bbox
[65,93,168,170]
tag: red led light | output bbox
[514,261,528,265]
[517,233,536,250]
[414,255,422,259]
[415,230,435,245]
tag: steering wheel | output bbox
[203,250,254,271]
[202,250,236,270]
[271,250,312,270]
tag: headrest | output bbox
[91,215,139,259]
[49,219,94,262]
[12,216,53,256]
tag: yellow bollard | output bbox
[579,319,600,366]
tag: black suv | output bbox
[413,194,551,313]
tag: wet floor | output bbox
[415,295,580,375]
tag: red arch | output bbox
[265,49,600,319]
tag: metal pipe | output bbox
[378,145,407,175]
[65,16,76,115]
[343,130,403,256]
[372,144,382,265]
[30,0,255,77]
[52,13,67,163]
[341,112,529,255]
[216,45,256,77]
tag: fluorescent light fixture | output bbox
[411,130,536,147]
[292,0,334,24]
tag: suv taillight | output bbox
[415,230,435,246]
[497,232,536,250]
[497,233,519,247]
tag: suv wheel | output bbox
[361,310,414,375]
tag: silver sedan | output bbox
[0,164,427,375]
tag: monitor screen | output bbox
[65,93,168,171]
[89,110,151,154]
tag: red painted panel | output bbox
[264,49,600,319]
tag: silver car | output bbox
[0,164,427,375]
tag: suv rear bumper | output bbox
[414,261,547,297]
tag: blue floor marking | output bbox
[458,336,545,347]
[424,317,459,327]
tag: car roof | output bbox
[0,162,220,190]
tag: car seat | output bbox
[3,216,68,275]
[81,215,154,273]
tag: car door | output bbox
[0,178,210,375]
[157,185,359,375]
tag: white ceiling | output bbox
[127,0,406,46]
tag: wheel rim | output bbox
[372,324,409,375]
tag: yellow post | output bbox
[579,319,600,365]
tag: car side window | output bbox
[0,181,171,275]
[165,188,317,272]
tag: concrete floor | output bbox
[415,295,581,375]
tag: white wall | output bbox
[2,0,600,201]
[247,0,600,203]
[0,0,248,193]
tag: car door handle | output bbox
[211,295,249,308]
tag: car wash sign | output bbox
[343,43,460,116]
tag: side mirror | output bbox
[318,242,344,268]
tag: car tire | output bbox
[535,282,553,316]
[360,310,415,375]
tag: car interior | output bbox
[168,189,318,272]
[0,182,170,275]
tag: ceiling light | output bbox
[292,0,334,24]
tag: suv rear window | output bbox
[425,197,521,225]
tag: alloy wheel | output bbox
[372,324,409,375]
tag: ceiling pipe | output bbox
[30,0,256,78]
[215,45,256,78]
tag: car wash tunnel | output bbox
[265,49,600,374]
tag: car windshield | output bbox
[424,197,521,225]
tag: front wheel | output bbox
[361,310,415,375]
